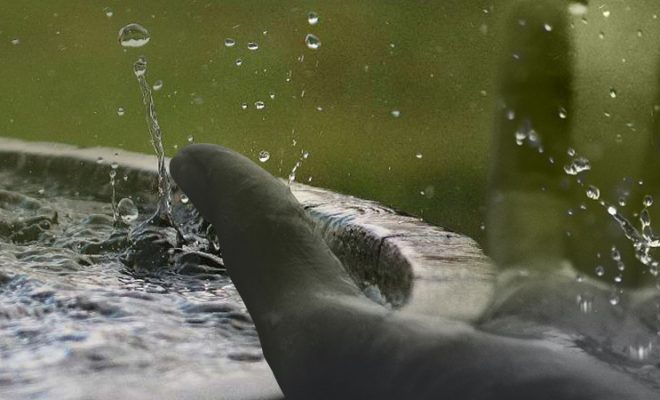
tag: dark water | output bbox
[0,171,263,399]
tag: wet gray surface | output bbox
[0,170,271,399]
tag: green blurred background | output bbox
[1,0,659,248]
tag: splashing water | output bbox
[131,56,176,228]
[288,150,310,184]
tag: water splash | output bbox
[288,151,310,184]
[132,56,175,228]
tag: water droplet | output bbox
[255,101,265,110]
[258,150,270,163]
[308,12,319,25]
[152,80,163,91]
[247,42,259,51]
[117,107,125,116]
[133,56,147,77]
[103,7,113,17]
[544,23,553,32]
[96,157,105,164]
[628,343,653,361]
[615,134,623,143]
[568,2,588,17]
[567,147,576,157]
[637,29,643,38]
[609,292,620,305]
[118,23,151,48]
[180,194,189,204]
[235,58,243,67]
[598,31,605,39]
[269,92,276,100]
[415,153,423,159]
[563,157,591,175]
[111,161,119,170]
[644,195,654,208]
[240,102,248,110]
[603,10,611,18]
[305,33,321,50]
[558,107,568,119]
[117,198,139,224]
[224,38,236,48]
[586,185,600,200]
[187,135,194,143]
[607,205,617,216]
[10,38,20,45]
[609,88,617,98]
[109,169,117,179]
[576,294,593,313]
[506,109,516,120]
[595,265,605,277]
[391,110,401,118]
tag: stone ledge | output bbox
[0,137,495,321]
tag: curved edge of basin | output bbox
[0,137,495,322]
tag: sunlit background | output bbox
[2,0,660,247]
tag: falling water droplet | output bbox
[558,107,568,119]
[235,58,243,67]
[103,7,113,17]
[255,101,265,110]
[117,107,125,116]
[564,157,591,175]
[305,34,321,50]
[111,161,119,170]
[117,198,139,224]
[607,205,617,216]
[391,110,401,118]
[568,2,588,17]
[595,265,605,277]
[308,12,319,25]
[544,23,553,31]
[609,88,617,98]
[576,294,593,314]
[269,92,276,100]
[240,103,248,110]
[644,195,654,208]
[180,194,189,204]
[187,135,194,143]
[586,185,600,200]
[506,109,516,120]
[247,42,259,51]
[415,153,423,159]
[224,38,236,47]
[118,23,151,48]
[258,150,270,163]
[133,56,147,77]
[152,80,163,91]
[97,157,105,164]
[609,292,620,305]
[10,38,20,45]
[602,10,611,18]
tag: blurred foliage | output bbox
[1,0,660,252]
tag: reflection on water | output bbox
[0,171,261,399]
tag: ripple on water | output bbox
[0,171,261,399]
